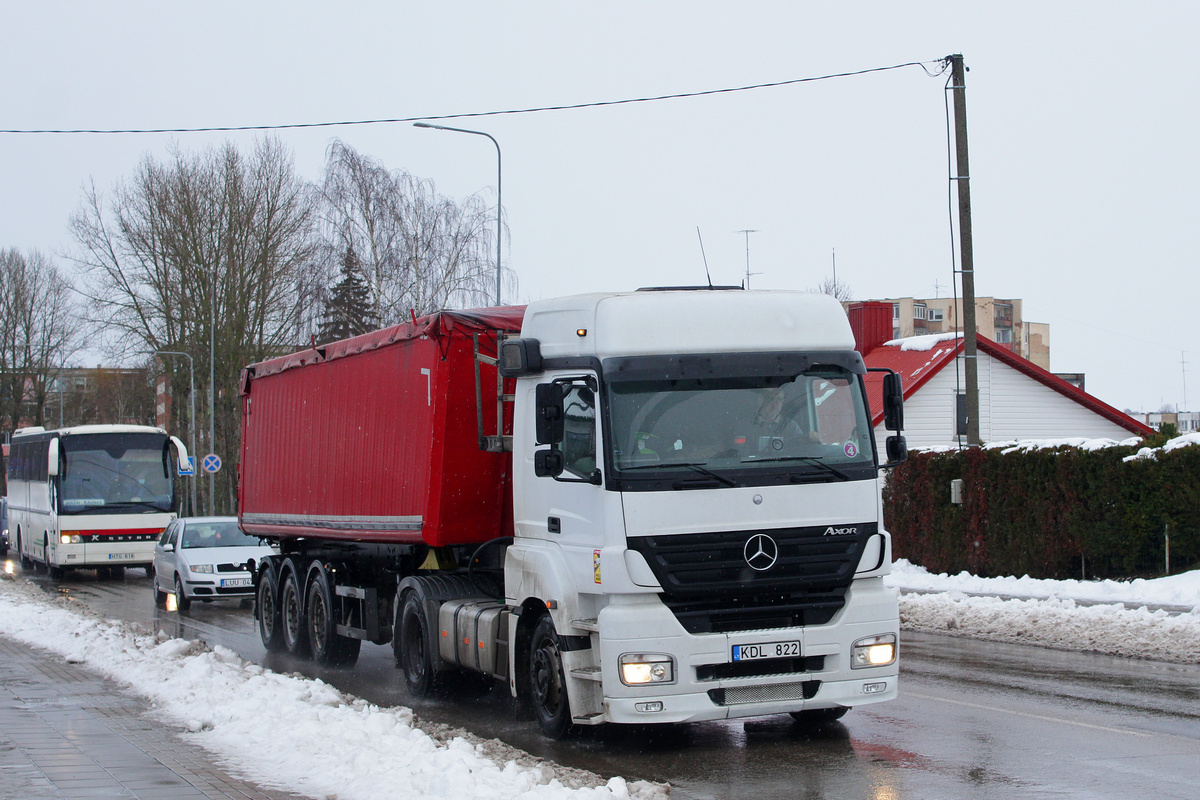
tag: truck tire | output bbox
[397,591,437,697]
[307,568,361,668]
[280,564,311,657]
[790,707,848,725]
[528,614,573,739]
[256,563,286,653]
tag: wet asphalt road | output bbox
[17,564,1200,800]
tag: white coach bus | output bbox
[6,425,189,578]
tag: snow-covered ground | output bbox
[886,560,1200,663]
[0,573,667,800]
[1,563,1198,800]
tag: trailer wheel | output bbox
[307,569,361,668]
[256,564,286,653]
[528,614,573,739]
[397,592,437,697]
[789,707,848,725]
[280,565,311,657]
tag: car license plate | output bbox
[107,553,135,560]
[732,640,801,661]
[220,578,252,588]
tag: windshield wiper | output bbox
[620,462,740,488]
[101,501,171,512]
[741,455,851,481]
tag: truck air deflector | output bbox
[602,351,866,383]
[240,513,422,532]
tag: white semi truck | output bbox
[240,288,906,737]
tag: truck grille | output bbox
[708,681,821,706]
[626,523,873,633]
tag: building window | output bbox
[929,308,944,322]
[913,304,927,321]
[892,303,900,320]
[994,329,1013,344]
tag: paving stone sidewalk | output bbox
[0,635,308,800]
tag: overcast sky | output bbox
[2,2,1196,413]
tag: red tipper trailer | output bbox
[238,306,526,549]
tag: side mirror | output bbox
[170,436,190,474]
[883,372,904,432]
[498,338,543,378]
[535,383,565,445]
[885,434,908,465]
[47,438,60,477]
[162,543,174,553]
[534,449,564,478]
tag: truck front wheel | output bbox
[397,592,437,697]
[528,614,573,739]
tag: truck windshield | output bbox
[58,432,175,514]
[607,366,876,488]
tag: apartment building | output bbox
[879,296,1051,371]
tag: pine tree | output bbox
[317,247,379,344]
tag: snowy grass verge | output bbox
[899,591,1200,663]
[0,574,668,800]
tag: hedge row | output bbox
[882,442,1200,580]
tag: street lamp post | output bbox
[414,122,503,305]
[155,351,197,517]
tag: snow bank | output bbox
[0,575,667,800]
[887,560,1200,663]
[1124,432,1200,462]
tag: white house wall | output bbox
[873,352,1137,450]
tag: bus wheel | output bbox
[256,563,286,653]
[528,614,573,739]
[306,568,360,668]
[44,536,63,579]
[18,532,34,571]
[280,563,310,657]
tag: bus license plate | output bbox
[732,640,800,661]
[220,578,251,588]
[107,553,135,560]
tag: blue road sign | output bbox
[178,456,195,476]
[202,454,222,473]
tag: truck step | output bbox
[572,712,606,725]
[570,618,599,632]
[570,666,602,682]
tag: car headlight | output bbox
[189,564,214,574]
[852,634,897,668]
[60,534,82,544]
[619,653,675,686]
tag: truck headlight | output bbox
[190,564,214,574]
[619,653,675,685]
[852,634,897,669]
[60,534,82,544]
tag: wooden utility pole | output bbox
[950,54,981,446]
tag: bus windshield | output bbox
[58,432,174,514]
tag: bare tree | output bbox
[314,140,509,330]
[0,249,84,435]
[813,275,855,303]
[68,138,316,514]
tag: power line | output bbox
[1,59,950,135]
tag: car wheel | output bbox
[174,574,191,612]
[528,614,573,739]
[153,577,169,608]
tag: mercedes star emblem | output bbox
[743,533,779,571]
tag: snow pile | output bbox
[886,560,1200,663]
[986,436,1142,453]
[0,576,667,800]
[1123,432,1200,462]
[884,332,961,352]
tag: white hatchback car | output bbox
[153,517,275,611]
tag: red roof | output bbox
[862,334,1153,437]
